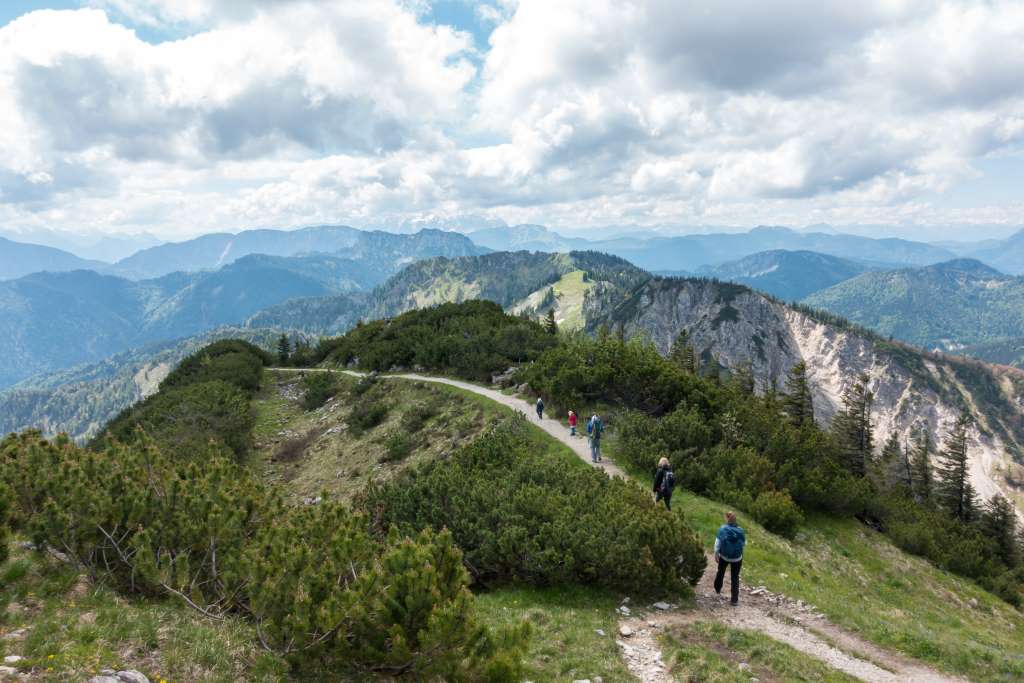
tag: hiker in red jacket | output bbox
[568,410,578,436]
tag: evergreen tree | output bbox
[935,413,978,523]
[831,373,874,477]
[543,308,558,335]
[0,482,9,566]
[909,426,933,502]
[731,359,756,395]
[276,333,291,365]
[879,431,911,489]
[782,361,814,427]
[669,329,698,374]
[980,494,1020,568]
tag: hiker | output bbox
[653,456,675,510]
[588,414,603,463]
[536,397,544,420]
[568,410,577,436]
[714,511,746,606]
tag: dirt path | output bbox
[276,369,964,683]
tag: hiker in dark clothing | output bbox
[536,397,544,419]
[653,457,675,510]
[714,511,746,606]
[588,414,603,463]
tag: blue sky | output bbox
[1,1,1023,241]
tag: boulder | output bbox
[651,601,672,610]
[619,625,634,637]
[3,656,24,664]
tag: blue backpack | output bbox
[718,524,746,559]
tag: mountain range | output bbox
[0,236,106,280]
[803,259,1024,354]
[695,250,873,301]
[0,230,483,387]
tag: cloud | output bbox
[1,0,1024,238]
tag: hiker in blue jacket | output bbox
[652,457,675,510]
[536,397,544,420]
[588,414,603,463]
[714,511,746,606]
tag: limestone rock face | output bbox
[600,277,1024,516]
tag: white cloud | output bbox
[1,0,1024,238]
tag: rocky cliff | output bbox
[597,277,1024,514]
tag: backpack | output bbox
[718,525,745,559]
[662,469,675,493]
[591,417,603,438]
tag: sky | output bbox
[0,0,1023,241]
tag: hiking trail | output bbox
[277,368,965,683]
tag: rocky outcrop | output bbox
[604,277,1024,515]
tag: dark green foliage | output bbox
[381,431,415,462]
[0,482,9,566]
[749,490,804,538]
[350,401,390,437]
[324,301,557,382]
[0,431,528,678]
[936,413,978,523]
[544,308,558,335]
[782,361,814,427]
[94,339,270,459]
[277,333,291,365]
[518,334,711,416]
[980,495,1020,569]
[877,431,912,490]
[909,427,934,501]
[359,417,706,596]
[831,374,874,477]
[301,371,337,410]
[405,401,439,433]
[101,380,254,459]
[669,329,698,374]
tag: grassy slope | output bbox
[657,486,1024,682]
[512,269,595,331]
[0,547,285,682]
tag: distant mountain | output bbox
[968,228,1024,275]
[0,327,283,441]
[0,232,478,387]
[468,224,579,252]
[586,226,958,272]
[0,228,163,262]
[248,250,650,335]
[0,236,106,280]
[699,250,871,300]
[109,225,485,279]
[803,259,1024,353]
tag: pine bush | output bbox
[359,416,706,595]
[0,482,10,566]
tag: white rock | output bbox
[617,605,631,615]
[594,629,606,636]
[619,625,634,637]
[116,672,151,683]
[0,666,19,676]
[652,601,671,610]
[738,662,752,672]
[572,680,591,683]
[3,656,23,664]
[89,678,121,683]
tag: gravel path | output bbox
[276,368,965,683]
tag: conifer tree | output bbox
[669,329,698,374]
[277,334,291,365]
[831,373,874,477]
[909,427,933,501]
[980,494,1019,568]
[879,431,911,489]
[935,413,978,523]
[782,361,814,427]
[543,308,558,335]
[731,359,756,395]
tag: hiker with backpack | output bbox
[588,414,603,463]
[714,511,747,606]
[536,397,544,420]
[568,410,577,436]
[653,457,675,510]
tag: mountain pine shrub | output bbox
[359,416,706,595]
[301,370,337,410]
[0,482,10,566]
[0,431,528,677]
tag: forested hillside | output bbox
[804,259,1024,355]
[702,249,871,300]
